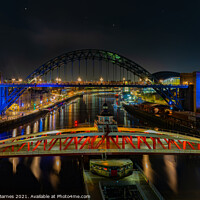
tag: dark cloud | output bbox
[0,0,200,79]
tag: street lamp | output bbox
[56,77,61,83]
[100,77,103,83]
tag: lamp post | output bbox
[100,77,103,83]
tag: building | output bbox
[180,71,200,112]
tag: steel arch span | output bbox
[0,49,183,114]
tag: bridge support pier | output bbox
[0,87,8,115]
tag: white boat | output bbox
[94,103,118,132]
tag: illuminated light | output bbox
[12,78,15,82]
[169,101,172,105]
[40,100,43,104]
[39,78,42,81]
[74,120,78,127]
[160,79,163,83]
[145,78,148,82]
[34,103,36,110]
[19,79,22,82]
[100,77,103,82]
[77,77,82,82]
[123,77,126,81]
[103,168,107,171]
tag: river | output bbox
[0,93,200,199]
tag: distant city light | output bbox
[56,77,61,82]
[19,79,22,82]
[123,77,126,81]
[77,77,82,82]
[100,77,103,82]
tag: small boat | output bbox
[94,103,118,132]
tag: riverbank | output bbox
[123,103,200,136]
[0,93,83,132]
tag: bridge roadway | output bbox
[0,127,200,157]
[0,83,188,88]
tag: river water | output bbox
[0,93,200,199]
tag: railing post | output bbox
[60,138,62,150]
[152,138,156,149]
[106,136,110,149]
[168,139,171,149]
[138,136,141,149]
[44,139,47,151]
[122,136,125,149]
[116,135,118,144]
[74,137,77,150]
[27,142,30,151]
[183,141,186,149]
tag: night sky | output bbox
[0,0,200,79]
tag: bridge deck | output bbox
[0,83,188,88]
[0,127,200,157]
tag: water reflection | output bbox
[49,114,52,130]
[39,118,43,132]
[2,94,142,138]
[12,129,17,137]
[50,156,61,190]
[142,155,154,182]
[33,121,38,133]
[9,157,19,173]
[68,104,72,127]
[26,125,30,135]
[30,157,41,181]
[164,155,178,193]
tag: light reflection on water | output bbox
[1,94,199,198]
[30,157,41,180]
[164,155,178,193]
[50,156,61,190]
[142,155,154,182]
[9,157,19,174]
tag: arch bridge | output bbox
[0,127,200,158]
[0,49,185,114]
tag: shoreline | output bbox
[0,93,83,133]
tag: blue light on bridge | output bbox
[196,72,200,112]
